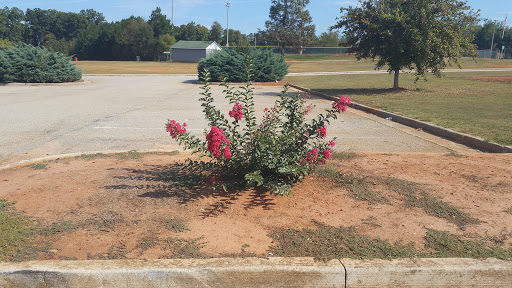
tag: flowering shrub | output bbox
[166,65,350,196]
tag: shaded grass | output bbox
[386,178,480,229]
[315,166,390,205]
[287,71,512,145]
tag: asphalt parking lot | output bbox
[0,75,474,166]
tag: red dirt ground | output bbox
[1,152,511,260]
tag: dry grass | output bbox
[74,61,197,74]
[73,57,512,75]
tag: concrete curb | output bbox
[1,258,511,287]
[288,83,512,153]
[0,149,182,171]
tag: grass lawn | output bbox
[73,57,512,75]
[286,71,512,146]
[74,61,197,74]
[286,56,512,73]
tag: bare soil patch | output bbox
[1,152,511,260]
[471,76,512,84]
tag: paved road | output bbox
[0,75,473,167]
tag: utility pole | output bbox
[490,20,496,58]
[226,2,231,47]
[172,0,174,25]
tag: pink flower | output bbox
[264,108,269,112]
[329,141,336,147]
[206,126,230,158]
[332,95,351,112]
[306,148,319,164]
[323,149,331,159]
[223,145,231,159]
[304,105,312,115]
[229,102,244,121]
[166,120,187,138]
[317,125,327,139]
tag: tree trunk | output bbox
[393,69,399,89]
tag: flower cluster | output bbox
[317,125,327,139]
[206,126,231,159]
[303,147,333,165]
[323,149,332,159]
[306,148,319,164]
[332,95,351,112]
[229,102,244,121]
[166,120,187,138]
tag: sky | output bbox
[1,0,510,35]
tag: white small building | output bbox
[171,41,222,63]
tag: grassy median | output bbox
[287,71,512,146]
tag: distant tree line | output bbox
[1,5,509,61]
[0,6,254,60]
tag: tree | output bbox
[25,8,59,46]
[80,9,105,25]
[209,21,223,44]
[0,7,26,43]
[176,22,209,41]
[148,7,171,38]
[265,0,315,55]
[317,31,342,47]
[222,29,250,47]
[122,16,154,60]
[333,0,479,89]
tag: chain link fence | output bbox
[477,49,511,59]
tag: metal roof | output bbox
[171,41,218,49]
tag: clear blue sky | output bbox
[2,0,510,35]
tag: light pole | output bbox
[490,20,496,58]
[226,2,231,47]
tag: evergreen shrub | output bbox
[0,43,82,83]
[198,48,288,82]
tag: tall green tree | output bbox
[265,0,315,55]
[0,7,26,42]
[209,21,223,44]
[333,0,479,89]
[222,29,250,47]
[176,22,209,41]
[317,31,342,47]
[148,7,171,38]
[122,16,154,60]
[25,8,59,46]
[80,9,105,25]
